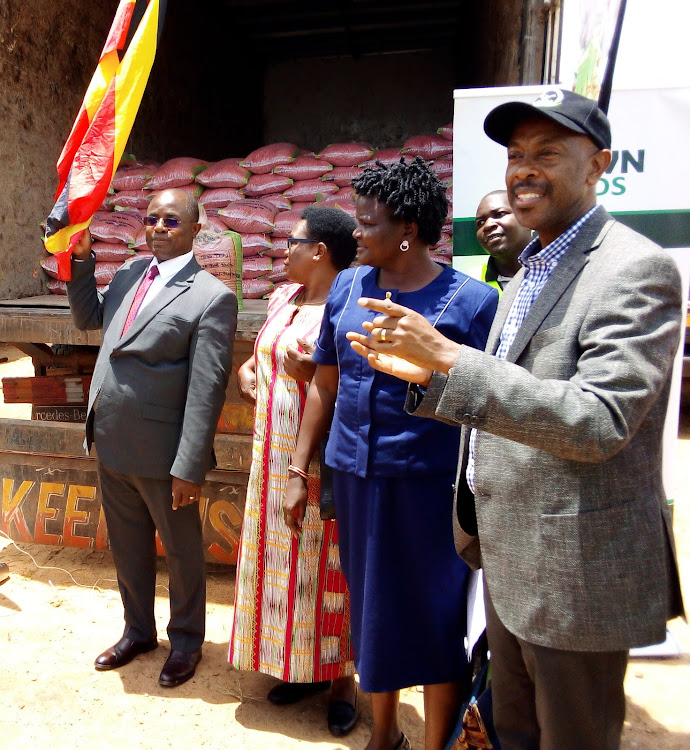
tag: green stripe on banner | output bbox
[610,210,690,249]
[453,209,690,254]
[453,218,487,256]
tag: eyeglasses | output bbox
[143,216,191,229]
[286,237,318,249]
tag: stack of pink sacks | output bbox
[400,126,453,264]
[42,125,454,297]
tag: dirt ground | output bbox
[0,348,689,750]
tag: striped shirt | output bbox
[466,206,599,493]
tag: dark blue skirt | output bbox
[333,469,470,693]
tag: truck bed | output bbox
[0,296,267,345]
[0,295,266,564]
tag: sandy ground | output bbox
[0,348,689,749]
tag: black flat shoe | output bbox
[94,637,158,671]
[267,680,331,705]
[158,648,202,688]
[327,688,360,736]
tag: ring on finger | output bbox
[380,328,387,343]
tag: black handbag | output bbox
[318,433,336,520]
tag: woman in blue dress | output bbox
[284,157,498,750]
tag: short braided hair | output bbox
[301,205,357,271]
[351,156,448,245]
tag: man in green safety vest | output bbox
[475,190,532,292]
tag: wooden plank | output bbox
[519,0,547,84]
[0,309,102,347]
[2,375,91,405]
[0,299,267,345]
[0,418,252,471]
[214,433,253,472]
[0,419,89,458]
[0,295,71,308]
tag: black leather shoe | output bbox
[327,688,360,736]
[94,637,158,671]
[0,562,8,586]
[267,680,331,705]
[158,649,202,688]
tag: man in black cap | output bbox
[346,89,685,749]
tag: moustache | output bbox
[511,181,548,197]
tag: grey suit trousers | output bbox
[485,582,628,750]
[97,460,206,653]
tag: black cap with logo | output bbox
[484,88,612,150]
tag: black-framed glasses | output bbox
[286,237,318,249]
[143,216,190,229]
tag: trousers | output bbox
[97,460,206,652]
[484,581,628,750]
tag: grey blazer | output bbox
[413,207,685,652]
[68,253,237,485]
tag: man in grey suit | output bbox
[347,90,685,749]
[68,188,237,687]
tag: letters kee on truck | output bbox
[1,461,246,565]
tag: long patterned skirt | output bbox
[228,284,354,682]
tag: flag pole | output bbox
[598,0,627,114]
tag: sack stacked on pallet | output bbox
[42,125,454,298]
[402,128,454,264]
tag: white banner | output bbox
[452,86,690,255]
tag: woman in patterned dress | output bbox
[228,206,359,736]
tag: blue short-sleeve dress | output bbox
[312,263,498,692]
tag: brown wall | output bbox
[264,50,455,151]
[0,0,118,299]
[129,2,264,162]
[455,0,546,88]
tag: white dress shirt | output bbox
[137,249,195,315]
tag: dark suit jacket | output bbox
[68,253,237,485]
[412,207,685,652]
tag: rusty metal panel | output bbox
[0,450,248,565]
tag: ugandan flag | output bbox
[44,0,167,281]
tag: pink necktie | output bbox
[121,264,159,336]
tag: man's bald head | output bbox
[152,188,200,222]
[146,189,201,262]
